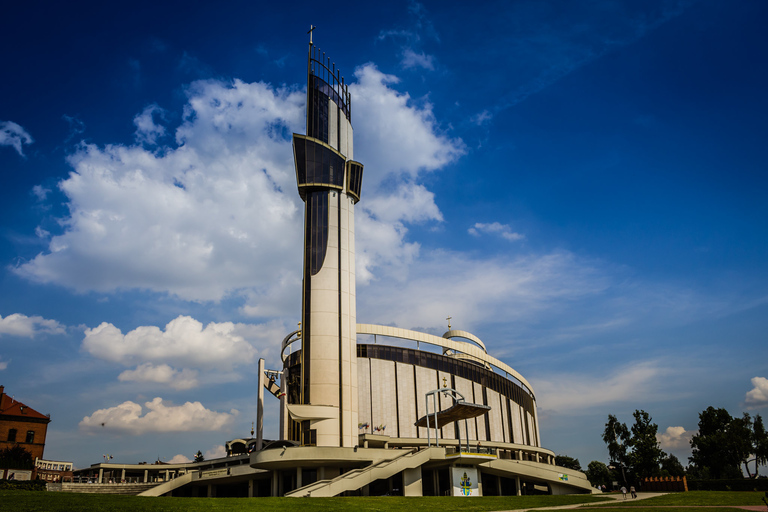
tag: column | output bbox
[257,358,265,451]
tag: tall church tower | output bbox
[289,37,363,447]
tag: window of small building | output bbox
[8,429,17,442]
[26,430,35,443]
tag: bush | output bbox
[0,479,47,491]
[687,479,768,491]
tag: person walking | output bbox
[630,485,636,498]
[620,485,627,499]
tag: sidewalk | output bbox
[494,492,669,512]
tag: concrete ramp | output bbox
[137,472,192,497]
[285,447,443,497]
[482,458,593,494]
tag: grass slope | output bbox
[599,491,767,506]
[0,492,605,512]
[2,490,766,512]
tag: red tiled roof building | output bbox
[0,385,51,460]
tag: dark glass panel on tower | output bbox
[346,161,364,202]
[293,135,346,198]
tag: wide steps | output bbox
[286,447,440,497]
[59,482,159,495]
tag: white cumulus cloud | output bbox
[350,64,464,186]
[359,249,609,330]
[533,360,668,412]
[16,68,464,307]
[401,48,435,70]
[79,397,237,434]
[0,313,65,338]
[0,120,33,156]
[469,222,525,241]
[15,79,305,302]
[657,426,694,450]
[133,104,166,145]
[205,445,227,460]
[168,454,192,463]
[0,358,7,371]
[118,363,198,390]
[745,376,768,409]
[82,315,260,370]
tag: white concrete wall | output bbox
[355,357,539,447]
[454,376,476,441]
[396,362,417,438]
[472,382,486,441]
[357,357,371,436]
[510,401,522,444]
[486,389,503,442]
[370,359,397,436]
[414,366,438,439]
[438,371,456,439]
[338,192,357,447]
[500,394,509,443]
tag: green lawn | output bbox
[1,490,766,512]
[0,492,606,512]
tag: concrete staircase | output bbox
[285,447,442,497]
[59,482,160,495]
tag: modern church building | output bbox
[74,37,594,498]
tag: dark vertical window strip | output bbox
[309,192,328,276]
[368,359,374,438]
[336,101,341,153]
[337,192,343,445]
[413,365,419,439]
[436,370,442,439]
[302,206,311,406]
[524,409,531,446]
[483,387,491,441]
[506,397,515,444]
[499,393,506,443]
[472,382,479,442]
[394,362,400,438]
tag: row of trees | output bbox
[690,407,768,479]
[558,407,768,488]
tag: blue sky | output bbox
[1,0,767,470]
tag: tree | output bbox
[752,414,768,478]
[730,412,754,477]
[628,410,664,478]
[555,455,582,471]
[586,460,612,488]
[194,450,204,463]
[0,446,34,469]
[602,414,631,484]
[689,407,741,479]
[660,453,685,477]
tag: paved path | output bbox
[494,492,767,512]
[494,492,667,512]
